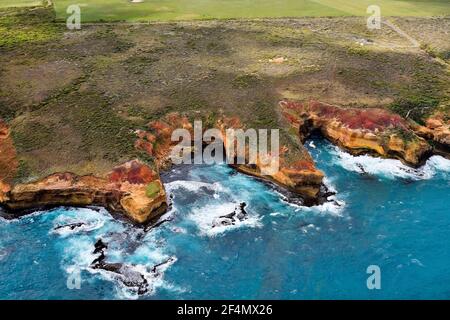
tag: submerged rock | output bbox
[90,239,175,296]
[53,222,85,232]
[212,202,248,228]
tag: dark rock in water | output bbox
[54,222,85,231]
[91,239,108,266]
[213,202,248,228]
[236,202,248,221]
[92,259,149,295]
[151,257,176,274]
[356,163,365,172]
[219,211,236,221]
[144,216,174,232]
[90,239,175,295]
[93,239,108,254]
[118,265,149,295]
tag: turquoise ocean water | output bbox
[0,137,449,299]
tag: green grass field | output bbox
[1,0,450,21]
[0,0,43,8]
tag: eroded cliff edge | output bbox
[1,101,449,223]
[280,100,449,167]
[135,113,325,203]
[0,148,167,224]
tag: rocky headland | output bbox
[0,159,167,224]
[1,101,449,223]
[135,112,325,204]
[279,100,449,167]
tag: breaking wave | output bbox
[187,202,263,237]
[330,146,450,180]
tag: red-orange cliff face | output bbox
[1,160,167,224]
[411,109,450,157]
[135,113,194,169]
[0,120,18,202]
[216,116,324,202]
[135,113,325,203]
[280,100,432,167]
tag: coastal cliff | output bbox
[0,120,18,202]
[411,108,450,157]
[280,100,433,167]
[0,159,167,224]
[2,103,445,222]
[135,113,325,203]
[216,116,324,202]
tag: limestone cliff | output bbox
[0,120,17,202]
[1,160,167,224]
[135,113,325,203]
[280,100,432,167]
[410,109,450,157]
[216,116,324,202]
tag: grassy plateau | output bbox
[1,0,449,21]
[0,2,449,182]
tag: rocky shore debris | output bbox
[212,202,248,228]
[90,238,175,295]
[144,216,174,232]
[53,222,85,232]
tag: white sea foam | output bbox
[188,202,262,237]
[96,256,178,300]
[49,207,112,236]
[49,205,180,299]
[0,248,8,261]
[51,218,105,236]
[279,176,346,217]
[59,231,177,299]
[331,146,450,180]
[425,155,450,173]
[165,180,226,193]
[0,215,11,224]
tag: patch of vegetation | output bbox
[124,56,160,74]
[248,101,278,129]
[389,96,440,125]
[145,181,160,198]
[204,111,219,129]
[390,128,418,143]
[169,91,210,114]
[49,0,450,22]
[0,5,59,48]
[346,45,370,56]
[263,32,303,48]
[0,25,59,47]
[87,28,134,53]
[14,159,32,184]
[420,43,450,61]
[389,59,446,125]
[12,122,54,152]
[126,105,148,119]
[70,94,138,163]
[232,74,260,89]
[0,100,16,122]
